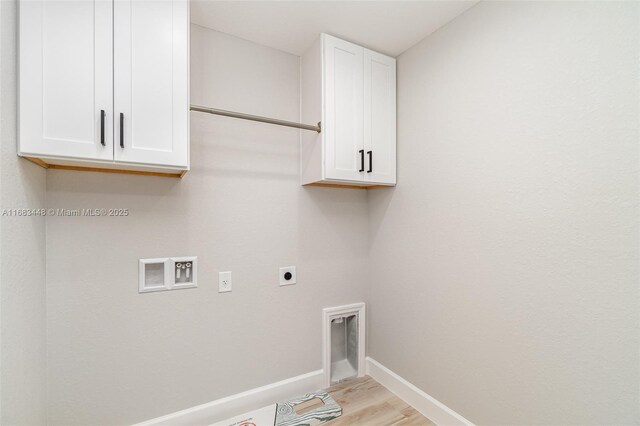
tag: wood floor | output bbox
[324,376,434,425]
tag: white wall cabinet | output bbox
[301,34,396,188]
[19,0,114,162]
[19,0,189,177]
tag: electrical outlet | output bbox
[279,266,296,286]
[219,271,232,293]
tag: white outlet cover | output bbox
[219,271,232,293]
[279,266,296,286]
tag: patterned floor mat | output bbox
[275,390,342,426]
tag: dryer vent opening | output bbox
[330,315,358,384]
[323,303,365,387]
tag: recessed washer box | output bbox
[139,256,197,293]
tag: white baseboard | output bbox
[366,357,474,426]
[134,370,324,426]
[135,359,472,426]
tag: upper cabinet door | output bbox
[19,0,113,160]
[113,0,189,168]
[323,34,364,182]
[364,49,396,185]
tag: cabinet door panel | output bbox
[323,35,364,182]
[114,0,188,167]
[364,49,396,184]
[19,0,113,160]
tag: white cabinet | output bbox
[19,0,113,161]
[323,35,364,183]
[301,34,396,188]
[113,0,188,168]
[19,0,189,177]
[364,49,396,185]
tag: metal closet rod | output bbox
[190,105,321,133]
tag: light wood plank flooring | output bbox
[325,376,434,425]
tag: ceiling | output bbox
[190,1,478,57]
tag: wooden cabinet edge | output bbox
[303,182,392,190]
[23,157,187,178]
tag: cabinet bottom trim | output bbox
[303,182,390,190]
[24,157,186,178]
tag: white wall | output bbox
[368,1,639,424]
[6,3,638,424]
[0,0,48,424]
[45,26,369,425]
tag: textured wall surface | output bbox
[5,3,639,425]
[0,0,48,424]
[368,2,639,424]
[45,26,369,425]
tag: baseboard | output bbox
[134,370,324,426]
[366,357,474,426]
[135,359,472,426]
